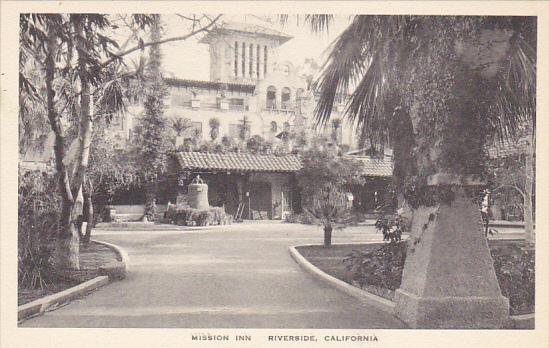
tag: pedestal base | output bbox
[395,289,510,329]
[394,186,511,329]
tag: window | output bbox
[234,41,238,77]
[283,122,290,132]
[229,98,245,110]
[183,121,202,139]
[266,86,277,109]
[249,43,254,78]
[270,121,278,133]
[256,45,260,79]
[282,189,293,213]
[283,65,290,76]
[242,42,246,77]
[171,91,187,107]
[264,45,268,75]
[229,124,240,139]
[229,98,244,106]
[281,87,291,110]
[296,88,304,101]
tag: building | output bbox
[20,20,395,221]
[119,21,357,150]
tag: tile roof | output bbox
[175,152,302,173]
[345,156,393,177]
[199,21,293,44]
[174,152,393,177]
[164,77,255,93]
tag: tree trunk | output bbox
[324,225,332,247]
[524,126,535,246]
[44,22,80,270]
[143,181,158,221]
[82,179,94,244]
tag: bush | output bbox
[344,242,407,292]
[343,241,535,315]
[284,212,316,224]
[374,213,408,243]
[18,170,60,289]
[165,206,232,226]
[491,245,535,315]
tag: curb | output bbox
[510,313,535,329]
[92,239,130,272]
[288,243,396,315]
[18,240,130,323]
[18,276,109,322]
[290,243,534,330]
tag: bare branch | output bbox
[492,184,526,200]
[101,14,222,67]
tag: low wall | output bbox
[112,204,168,214]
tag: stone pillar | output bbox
[394,174,510,329]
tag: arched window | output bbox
[270,121,278,133]
[296,88,304,101]
[266,86,277,109]
[281,87,291,110]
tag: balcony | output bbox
[172,101,250,112]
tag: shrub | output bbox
[18,170,60,289]
[284,212,316,224]
[165,206,232,226]
[491,245,535,315]
[343,241,535,315]
[374,213,408,243]
[344,242,407,292]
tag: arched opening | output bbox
[296,88,304,101]
[270,121,278,133]
[283,121,290,132]
[266,86,277,109]
[281,87,291,110]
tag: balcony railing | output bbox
[172,101,249,111]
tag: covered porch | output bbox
[168,152,302,220]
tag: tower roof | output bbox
[199,21,293,44]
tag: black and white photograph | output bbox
[1,1,549,347]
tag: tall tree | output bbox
[308,15,536,328]
[132,15,169,220]
[20,14,222,269]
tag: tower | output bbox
[199,21,292,84]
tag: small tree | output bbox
[296,146,365,246]
[246,135,266,154]
[238,115,251,142]
[209,117,220,141]
[170,116,192,137]
[304,186,354,247]
[331,118,342,144]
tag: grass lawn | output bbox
[296,239,534,315]
[18,241,119,306]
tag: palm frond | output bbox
[304,15,334,34]
[313,15,404,143]
[490,32,536,142]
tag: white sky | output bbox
[158,14,351,80]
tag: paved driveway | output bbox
[22,222,406,328]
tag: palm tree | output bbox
[170,116,192,137]
[307,15,536,329]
